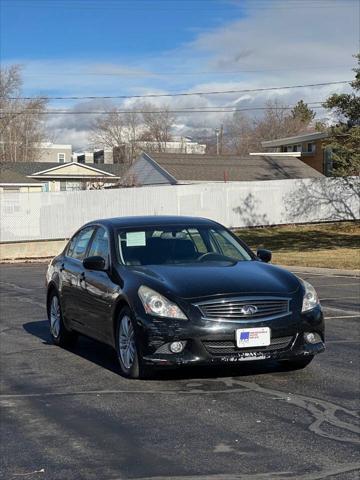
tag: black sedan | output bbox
[46,216,325,379]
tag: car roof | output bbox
[85,215,220,229]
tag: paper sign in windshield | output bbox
[126,231,146,247]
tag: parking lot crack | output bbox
[214,378,360,445]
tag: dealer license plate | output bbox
[236,327,271,348]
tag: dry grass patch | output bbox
[235,222,360,270]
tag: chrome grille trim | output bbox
[195,296,291,322]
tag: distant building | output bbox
[75,147,125,165]
[34,142,73,163]
[0,141,73,163]
[74,138,206,165]
[122,152,323,187]
[261,132,331,175]
[139,137,206,155]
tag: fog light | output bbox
[304,332,321,344]
[169,341,186,353]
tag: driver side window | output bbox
[67,227,95,260]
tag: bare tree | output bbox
[91,107,142,163]
[91,102,176,160]
[91,109,127,149]
[223,99,314,155]
[123,109,142,161]
[0,65,48,162]
[224,112,257,155]
[253,99,308,143]
[140,102,175,152]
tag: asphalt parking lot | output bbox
[0,263,359,480]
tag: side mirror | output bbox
[256,249,272,263]
[83,256,106,271]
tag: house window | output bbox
[60,180,84,191]
[307,142,316,153]
[94,151,104,164]
[58,153,66,163]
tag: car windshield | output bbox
[117,225,252,266]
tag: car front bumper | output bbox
[135,305,325,367]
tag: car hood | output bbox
[129,261,300,300]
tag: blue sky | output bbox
[1,0,359,148]
[2,0,245,61]
[1,0,249,95]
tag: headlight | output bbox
[138,286,187,320]
[301,280,319,312]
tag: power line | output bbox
[1,100,327,111]
[0,106,327,116]
[12,80,351,101]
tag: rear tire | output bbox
[280,355,314,370]
[48,290,78,347]
[116,307,151,379]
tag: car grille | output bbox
[203,336,293,355]
[196,297,290,321]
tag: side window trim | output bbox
[84,227,98,260]
[86,225,110,266]
[208,229,223,255]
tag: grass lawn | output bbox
[235,222,360,270]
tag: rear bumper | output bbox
[137,305,325,367]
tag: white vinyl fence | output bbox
[1,177,359,243]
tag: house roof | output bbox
[0,162,127,179]
[0,168,41,185]
[145,153,323,182]
[261,131,328,148]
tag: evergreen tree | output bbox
[291,100,316,124]
[323,53,360,176]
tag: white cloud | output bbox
[191,0,357,81]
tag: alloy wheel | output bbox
[118,315,136,370]
[50,295,61,338]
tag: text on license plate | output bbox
[236,327,271,348]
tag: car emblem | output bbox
[240,305,258,315]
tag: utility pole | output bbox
[219,124,223,155]
[215,128,220,155]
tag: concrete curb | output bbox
[281,265,360,278]
[0,258,51,264]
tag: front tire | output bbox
[48,290,78,347]
[116,307,150,379]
